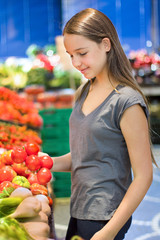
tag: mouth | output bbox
[80,67,89,74]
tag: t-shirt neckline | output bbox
[79,81,121,118]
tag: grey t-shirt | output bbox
[69,82,148,220]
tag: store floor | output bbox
[53,145,160,240]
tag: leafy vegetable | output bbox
[0,187,15,199]
[0,197,22,218]
[0,217,34,240]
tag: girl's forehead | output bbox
[64,34,88,43]
[64,34,95,51]
[64,34,91,50]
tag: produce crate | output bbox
[39,108,72,127]
[42,139,70,155]
[52,172,71,198]
[53,172,71,180]
[53,191,71,198]
[41,125,69,139]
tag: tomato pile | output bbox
[0,141,53,203]
[0,122,42,150]
[0,87,43,128]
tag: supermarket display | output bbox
[129,49,160,144]
[0,190,51,239]
[128,49,160,85]
[0,122,42,150]
[0,47,74,237]
[0,86,43,152]
[0,141,54,239]
[0,86,43,128]
[35,88,75,109]
[0,141,53,194]
[0,44,82,91]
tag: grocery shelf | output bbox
[140,85,160,144]
[141,86,160,96]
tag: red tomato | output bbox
[0,161,5,169]
[28,173,40,185]
[37,168,52,185]
[0,166,17,183]
[30,183,48,195]
[25,155,41,171]
[11,146,27,163]
[25,142,40,156]
[47,196,53,206]
[1,150,14,165]
[39,155,53,170]
[2,166,17,178]
[12,163,31,177]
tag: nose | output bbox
[72,56,81,69]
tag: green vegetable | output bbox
[0,217,34,240]
[51,67,82,89]
[27,68,49,86]
[0,197,22,218]
[0,187,15,199]
[12,176,30,189]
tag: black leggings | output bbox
[66,216,132,240]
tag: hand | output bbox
[38,152,49,157]
[90,229,114,240]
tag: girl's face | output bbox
[63,34,109,79]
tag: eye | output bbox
[79,52,87,56]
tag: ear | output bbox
[102,38,111,52]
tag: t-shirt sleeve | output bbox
[116,92,149,129]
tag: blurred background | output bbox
[0,1,160,239]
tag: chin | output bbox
[83,72,95,79]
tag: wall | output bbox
[0,0,159,58]
[0,0,62,58]
[62,0,153,54]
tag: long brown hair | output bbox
[63,9,145,100]
[63,8,157,165]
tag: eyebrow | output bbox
[66,47,88,54]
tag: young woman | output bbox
[50,8,155,240]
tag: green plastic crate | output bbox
[53,182,71,191]
[53,190,71,198]
[42,139,70,155]
[53,172,71,180]
[39,108,72,127]
[41,125,69,139]
[42,147,69,156]
[39,108,72,116]
[44,138,69,146]
[52,172,71,198]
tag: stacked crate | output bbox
[39,108,72,198]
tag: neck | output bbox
[92,75,119,89]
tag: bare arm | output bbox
[51,152,72,172]
[91,104,153,240]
